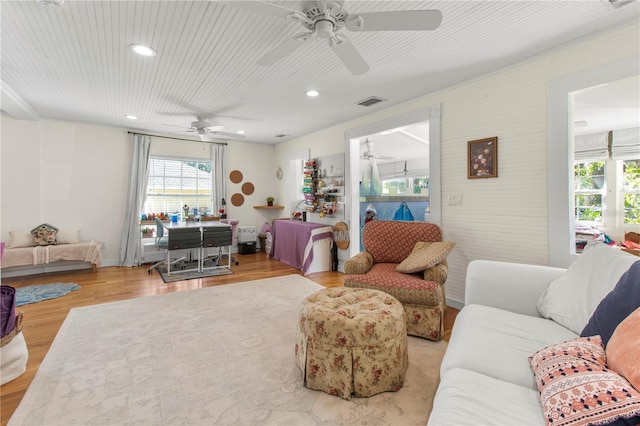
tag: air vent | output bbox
[356,96,386,107]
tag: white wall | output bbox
[0,116,275,268]
[274,22,640,305]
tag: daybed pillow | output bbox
[537,241,638,334]
[581,261,640,346]
[56,228,80,244]
[7,231,33,248]
[396,241,455,274]
[607,307,640,392]
[30,223,58,246]
[529,336,640,426]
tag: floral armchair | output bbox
[343,220,454,340]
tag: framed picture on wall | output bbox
[468,137,498,179]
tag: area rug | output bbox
[157,260,234,283]
[9,275,447,425]
[14,282,80,306]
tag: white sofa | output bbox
[428,242,640,425]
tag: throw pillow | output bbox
[537,241,638,334]
[396,241,455,274]
[7,231,33,248]
[529,336,640,426]
[607,307,640,392]
[30,223,58,246]
[56,228,80,244]
[581,261,640,346]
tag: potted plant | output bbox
[266,196,275,207]
[141,227,153,237]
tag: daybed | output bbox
[428,241,640,425]
[1,225,102,272]
[1,241,102,271]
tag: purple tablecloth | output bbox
[270,220,333,275]
[0,285,17,338]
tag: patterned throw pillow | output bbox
[30,223,58,246]
[396,241,455,274]
[529,336,640,426]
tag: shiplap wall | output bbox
[275,22,640,305]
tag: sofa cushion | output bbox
[56,228,80,244]
[441,304,577,390]
[7,231,33,248]
[529,336,640,426]
[581,260,640,346]
[607,307,640,392]
[30,223,58,246]
[537,241,638,334]
[344,263,443,306]
[428,367,543,426]
[396,241,454,274]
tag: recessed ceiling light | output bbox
[236,130,246,135]
[125,115,138,120]
[306,90,319,97]
[129,44,156,57]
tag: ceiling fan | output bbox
[230,1,442,75]
[360,139,394,161]
[164,116,246,140]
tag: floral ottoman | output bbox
[295,287,408,400]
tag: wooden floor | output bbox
[0,252,459,425]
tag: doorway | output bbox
[344,105,442,260]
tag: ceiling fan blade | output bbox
[346,10,442,32]
[211,131,246,139]
[257,33,311,66]
[222,1,303,20]
[330,35,369,75]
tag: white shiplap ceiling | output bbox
[1,0,638,145]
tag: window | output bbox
[382,177,429,195]
[622,159,640,224]
[574,161,605,222]
[144,158,212,216]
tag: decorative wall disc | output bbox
[242,182,255,195]
[276,167,283,180]
[229,170,243,184]
[231,193,244,206]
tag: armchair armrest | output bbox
[344,251,374,275]
[423,259,448,285]
[465,260,566,317]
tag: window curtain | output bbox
[211,143,226,213]
[118,134,151,267]
[574,132,608,160]
[611,127,640,160]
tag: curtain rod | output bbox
[127,131,227,145]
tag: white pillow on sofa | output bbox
[7,231,33,248]
[56,228,80,244]
[537,241,638,333]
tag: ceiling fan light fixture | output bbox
[315,20,334,39]
[129,44,156,57]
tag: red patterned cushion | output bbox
[362,221,442,264]
[344,263,442,306]
[529,336,640,426]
